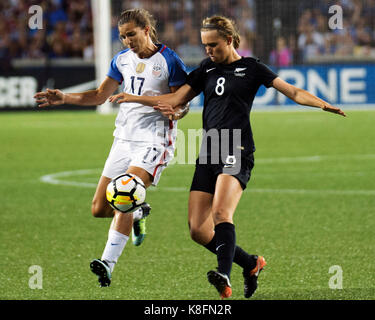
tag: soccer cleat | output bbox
[132,203,151,246]
[243,255,267,298]
[90,259,111,287]
[207,270,232,299]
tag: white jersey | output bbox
[107,44,187,146]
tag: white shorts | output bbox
[102,138,175,186]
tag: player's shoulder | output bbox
[236,56,262,67]
[157,44,187,81]
[111,48,132,67]
[113,48,131,60]
[157,44,184,64]
[157,43,173,56]
[235,57,275,75]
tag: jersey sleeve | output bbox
[255,59,278,88]
[186,64,205,95]
[107,55,123,83]
[162,47,187,87]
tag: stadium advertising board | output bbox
[0,64,373,109]
[0,64,95,110]
[189,64,375,109]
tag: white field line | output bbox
[39,154,375,195]
[40,169,99,188]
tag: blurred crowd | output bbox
[0,0,255,65]
[268,0,375,66]
[1,0,375,68]
[295,0,375,62]
[0,0,93,62]
[117,0,257,64]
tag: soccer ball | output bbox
[106,173,146,213]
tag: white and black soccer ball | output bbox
[106,173,146,213]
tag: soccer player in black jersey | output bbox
[110,16,345,299]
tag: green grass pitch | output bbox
[0,109,374,300]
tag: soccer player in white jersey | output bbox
[34,8,188,287]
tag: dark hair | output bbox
[118,8,158,43]
[201,16,241,49]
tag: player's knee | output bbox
[188,223,205,244]
[91,200,111,218]
[212,207,232,225]
[189,227,200,243]
[91,202,103,217]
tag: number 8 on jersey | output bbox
[215,77,226,96]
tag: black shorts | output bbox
[190,154,255,194]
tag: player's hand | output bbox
[109,93,134,104]
[153,102,175,119]
[34,89,65,107]
[322,104,346,117]
[172,103,190,120]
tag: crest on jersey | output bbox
[234,67,246,77]
[152,64,162,78]
[136,62,146,74]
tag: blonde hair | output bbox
[118,8,158,43]
[201,16,241,49]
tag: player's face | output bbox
[201,30,232,64]
[118,21,148,54]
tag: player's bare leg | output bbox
[91,167,153,286]
[188,190,231,297]
[106,166,152,244]
[124,167,152,245]
[101,167,152,266]
[91,176,115,218]
[188,191,215,245]
[189,174,265,298]
[205,174,242,298]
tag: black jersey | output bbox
[187,57,278,158]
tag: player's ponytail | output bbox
[118,8,159,44]
[201,16,241,49]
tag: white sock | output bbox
[101,229,129,272]
[132,207,143,222]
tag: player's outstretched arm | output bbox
[34,77,119,108]
[168,85,190,120]
[152,102,190,120]
[34,88,65,107]
[272,77,346,117]
[109,84,197,108]
[109,92,169,105]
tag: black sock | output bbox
[234,246,257,272]
[204,234,257,272]
[214,222,236,278]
